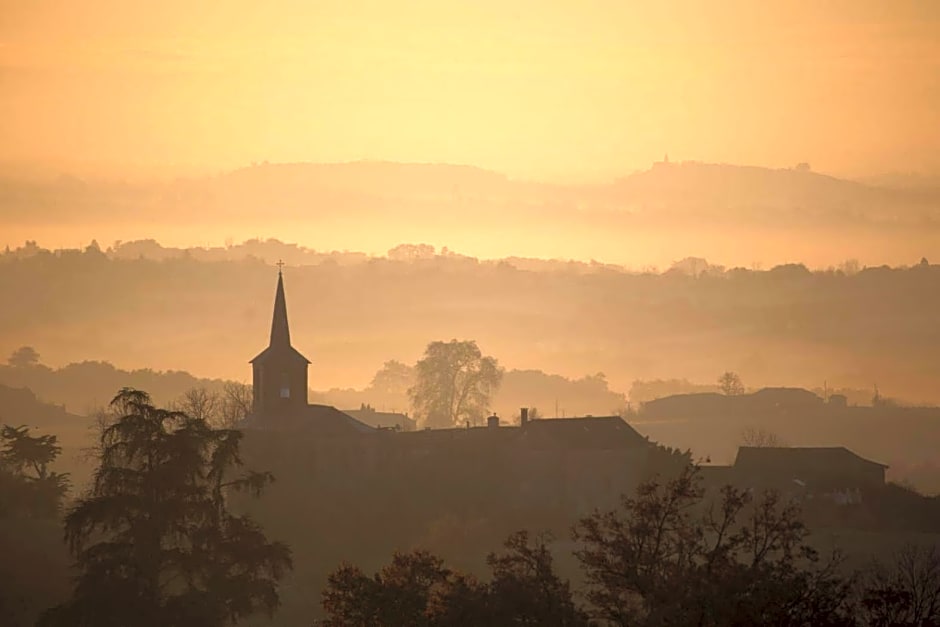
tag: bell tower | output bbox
[250,266,310,418]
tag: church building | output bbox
[246,269,373,436]
[240,268,687,515]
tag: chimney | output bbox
[487,414,500,428]
[520,407,528,427]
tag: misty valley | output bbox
[3,1,940,622]
[1,240,939,626]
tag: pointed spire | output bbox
[270,268,291,347]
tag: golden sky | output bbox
[1,0,938,180]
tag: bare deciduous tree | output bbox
[859,543,940,626]
[171,383,253,429]
[741,426,784,448]
[220,382,253,428]
[175,386,220,423]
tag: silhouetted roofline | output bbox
[250,344,310,364]
[734,446,888,468]
[525,415,623,425]
[394,415,651,450]
[242,403,374,435]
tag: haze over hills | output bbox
[4,3,940,625]
[3,158,934,222]
[2,159,938,269]
[4,321,940,497]
[1,239,938,405]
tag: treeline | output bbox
[2,236,932,275]
[318,469,940,626]
[1,240,938,405]
[0,352,625,428]
[0,356,233,417]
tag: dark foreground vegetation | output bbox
[2,388,939,626]
[318,469,940,627]
[2,389,290,627]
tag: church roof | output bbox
[244,404,374,436]
[250,344,310,364]
[250,270,310,364]
[301,404,374,435]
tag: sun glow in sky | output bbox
[1,0,939,181]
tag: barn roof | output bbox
[734,446,888,469]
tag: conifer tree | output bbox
[0,424,68,518]
[40,388,291,627]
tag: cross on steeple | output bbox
[276,259,285,274]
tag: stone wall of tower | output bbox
[253,358,308,416]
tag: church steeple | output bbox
[250,265,310,419]
[270,269,291,347]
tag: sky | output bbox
[1,0,939,181]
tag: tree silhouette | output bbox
[174,386,220,422]
[718,371,745,396]
[369,360,416,396]
[485,531,589,626]
[0,425,69,518]
[322,550,470,626]
[573,466,851,626]
[7,346,40,368]
[39,388,291,627]
[859,543,940,627]
[321,532,587,626]
[1,425,60,480]
[409,340,503,429]
[219,382,253,428]
[172,383,253,429]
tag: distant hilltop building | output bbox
[652,153,674,169]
